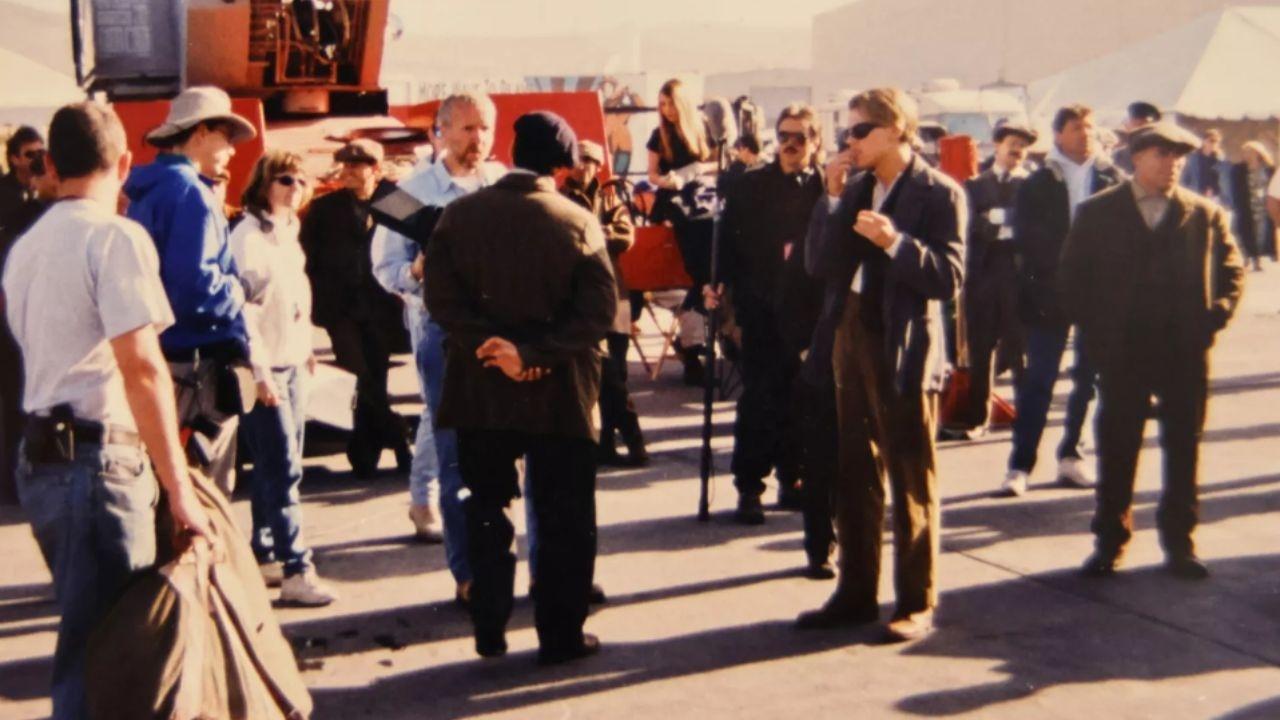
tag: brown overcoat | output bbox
[424,172,617,441]
[1059,182,1245,373]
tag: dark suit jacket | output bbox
[1059,182,1245,374]
[300,180,403,329]
[803,155,966,394]
[424,172,617,441]
[1013,156,1124,328]
[719,160,825,306]
[964,167,1026,295]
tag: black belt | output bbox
[24,418,142,450]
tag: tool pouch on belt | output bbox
[23,405,77,464]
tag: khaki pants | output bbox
[169,361,240,496]
[831,294,940,616]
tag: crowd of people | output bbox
[0,76,1266,716]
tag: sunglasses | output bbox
[274,175,308,187]
[776,130,810,145]
[848,122,882,141]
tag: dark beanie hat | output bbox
[512,111,579,175]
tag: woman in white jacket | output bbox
[230,150,335,606]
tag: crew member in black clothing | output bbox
[705,103,826,526]
[563,140,648,467]
[952,120,1037,437]
[0,147,55,504]
[301,139,412,477]
[0,126,43,233]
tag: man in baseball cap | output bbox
[124,86,259,495]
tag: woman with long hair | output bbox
[646,79,716,384]
[1230,140,1277,271]
[230,150,336,606]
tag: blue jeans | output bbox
[1009,323,1096,473]
[17,440,158,720]
[243,366,312,576]
[408,310,470,584]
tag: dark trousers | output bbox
[599,332,642,450]
[0,336,21,504]
[962,276,1023,428]
[1009,323,1095,473]
[797,377,838,566]
[1093,351,1208,559]
[832,295,939,615]
[731,299,801,496]
[325,317,408,474]
[456,429,597,653]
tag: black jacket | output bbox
[0,172,29,235]
[300,180,403,329]
[425,173,617,441]
[964,167,1027,294]
[1228,163,1276,260]
[718,160,826,307]
[1012,156,1124,328]
[804,155,967,394]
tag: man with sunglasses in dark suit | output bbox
[705,103,827,527]
[795,88,965,643]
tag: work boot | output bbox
[1166,555,1210,580]
[777,481,803,511]
[734,492,765,525]
[537,633,601,666]
[621,427,650,467]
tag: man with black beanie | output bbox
[425,111,617,664]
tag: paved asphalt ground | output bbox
[2,272,1279,719]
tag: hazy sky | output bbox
[393,0,853,35]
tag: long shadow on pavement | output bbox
[304,553,1280,719]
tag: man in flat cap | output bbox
[1060,122,1245,579]
[1112,101,1163,174]
[426,111,616,664]
[125,86,258,495]
[951,120,1037,438]
[302,138,413,479]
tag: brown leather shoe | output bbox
[884,610,935,643]
[795,601,879,630]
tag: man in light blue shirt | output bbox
[372,92,506,604]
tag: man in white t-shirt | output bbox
[2,102,213,720]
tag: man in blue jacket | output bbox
[125,86,257,495]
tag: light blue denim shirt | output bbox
[370,159,507,313]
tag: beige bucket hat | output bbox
[145,86,257,146]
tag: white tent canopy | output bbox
[0,45,84,129]
[1029,6,1280,122]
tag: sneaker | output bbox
[409,503,444,544]
[258,561,284,588]
[1057,457,1096,489]
[280,571,338,607]
[999,470,1028,498]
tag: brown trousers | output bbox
[831,295,940,616]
